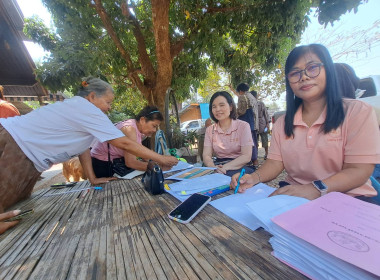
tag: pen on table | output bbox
[234,168,246,194]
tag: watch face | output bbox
[313,180,328,191]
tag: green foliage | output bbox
[316,0,365,26]
[198,66,233,102]
[108,111,129,124]
[23,0,362,111]
[170,124,186,149]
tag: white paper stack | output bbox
[269,192,380,280]
[245,195,309,233]
[210,183,276,231]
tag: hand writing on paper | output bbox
[269,184,320,200]
[0,210,21,234]
[229,173,256,193]
[158,155,178,167]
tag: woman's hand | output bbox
[269,184,320,200]
[89,177,117,185]
[229,173,258,193]
[0,210,21,234]
[216,165,227,174]
[158,155,178,167]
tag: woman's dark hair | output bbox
[135,106,163,122]
[76,77,114,97]
[284,44,345,137]
[209,91,237,123]
[334,63,359,99]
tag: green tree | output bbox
[24,0,363,118]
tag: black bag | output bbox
[112,158,134,177]
[141,160,165,195]
[107,143,133,177]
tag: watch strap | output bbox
[312,180,328,196]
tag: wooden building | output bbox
[0,0,64,114]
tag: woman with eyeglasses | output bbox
[87,106,163,178]
[230,44,380,200]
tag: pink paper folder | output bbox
[272,192,380,277]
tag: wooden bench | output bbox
[0,178,306,279]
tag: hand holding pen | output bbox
[230,169,255,193]
[234,168,246,194]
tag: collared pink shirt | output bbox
[204,119,253,159]
[268,99,380,197]
[91,119,142,161]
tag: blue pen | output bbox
[234,168,246,194]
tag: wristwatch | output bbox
[312,180,328,196]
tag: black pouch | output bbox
[112,158,134,177]
[141,160,165,195]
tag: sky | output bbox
[18,0,380,79]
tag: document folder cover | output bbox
[272,192,380,278]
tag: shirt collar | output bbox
[293,104,327,126]
[215,119,239,134]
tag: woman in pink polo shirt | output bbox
[89,106,163,178]
[231,44,380,200]
[203,91,255,177]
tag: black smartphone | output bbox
[4,209,34,222]
[50,182,77,188]
[168,193,211,224]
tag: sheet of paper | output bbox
[165,173,231,202]
[114,170,145,179]
[162,161,193,174]
[210,183,275,231]
[166,167,216,180]
[272,192,380,277]
[246,195,309,233]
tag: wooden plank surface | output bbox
[0,177,306,280]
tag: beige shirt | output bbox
[237,92,259,130]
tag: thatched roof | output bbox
[0,0,64,108]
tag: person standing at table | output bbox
[231,44,380,200]
[0,86,20,118]
[250,90,270,160]
[203,91,255,176]
[236,83,259,166]
[0,77,177,215]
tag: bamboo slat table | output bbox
[0,178,306,279]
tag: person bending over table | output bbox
[203,91,255,177]
[89,106,163,177]
[0,77,177,220]
[230,44,380,200]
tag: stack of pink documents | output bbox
[270,192,380,280]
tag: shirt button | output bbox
[308,136,312,139]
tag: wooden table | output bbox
[0,178,306,279]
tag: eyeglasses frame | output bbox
[287,63,324,84]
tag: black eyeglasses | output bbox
[287,63,324,83]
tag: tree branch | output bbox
[93,0,146,94]
[121,2,156,85]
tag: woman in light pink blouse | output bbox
[203,91,255,177]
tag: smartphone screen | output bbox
[4,209,34,222]
[168,193,211,224]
